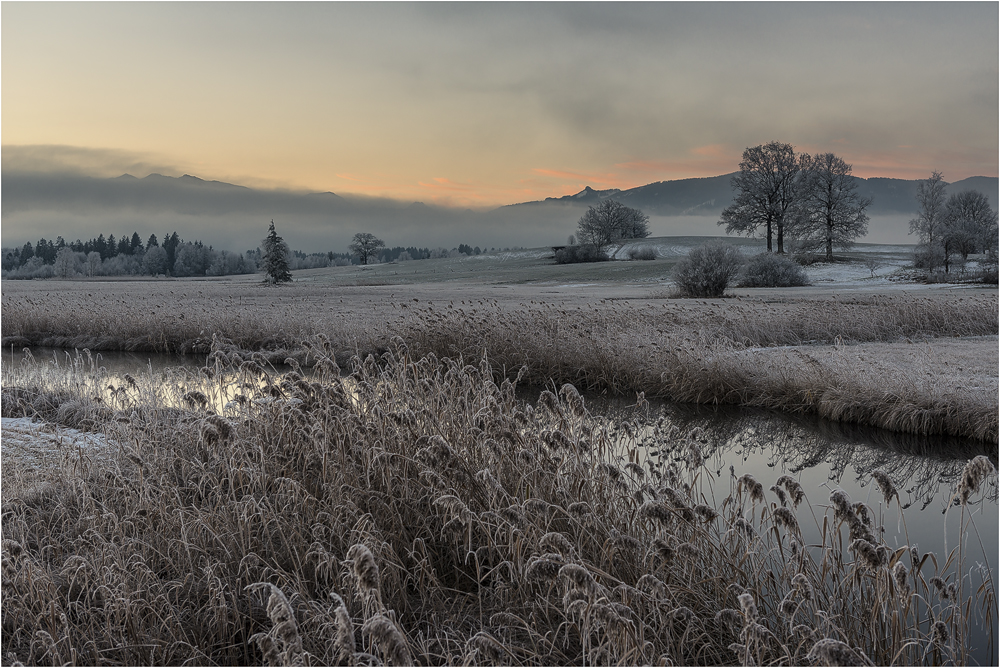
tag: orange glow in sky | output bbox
[2,4,996,208]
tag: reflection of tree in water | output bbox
[588,395,997,507]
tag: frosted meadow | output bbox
[2,250,997,666]
[4,2,999,665]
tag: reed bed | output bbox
[2,285,996,440]
[399,302,998,442]
[2,340,996,665]
[2,286,995,357]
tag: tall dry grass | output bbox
[3,287,997,439]
[2,341,995,665]
[400,301,998,442]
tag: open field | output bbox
[2,243,997,665]
[3,242,997,441]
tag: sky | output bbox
[3,2,997,208]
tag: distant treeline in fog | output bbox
[1,231,498,280]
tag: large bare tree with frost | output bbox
[791,153,872,261]
[908,172,950,271]
[909,172,948,247]
[719,142,802,253]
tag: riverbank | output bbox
[3,273,996,441]
[0,417,111,501]
[1,347,995,665]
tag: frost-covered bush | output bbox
[671,242,744,297]
[913,243,945,271]
[2,256,56,280]
[738,252,809,287]
[555,244,609,264]
[627,246,656,261]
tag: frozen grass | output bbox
[399,298,998,441]
[1,342,996,665]
[3,283,996,440]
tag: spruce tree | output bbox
[262,220,292,283]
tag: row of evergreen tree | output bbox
[0,231,264,279]
[2,223,502,281]
[6,232,181,268]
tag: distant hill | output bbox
[7,169,993,220]
[503,174,998,218]
[2,171,346,217]
[2,168,996,250]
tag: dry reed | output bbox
[3,284,996,441]
[1,341,994,665]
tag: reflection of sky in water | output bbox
[7,348,998,664]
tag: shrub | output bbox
[979,257,999,284]
[554,244,609,264]
[671,242,744,297]
[627,246,657,261]
[913,243,945,270]
[738,252,809,287]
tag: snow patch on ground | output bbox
[802,259,910,285]
[2,417,111,479]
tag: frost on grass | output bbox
[0,341,995,666]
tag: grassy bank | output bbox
[398,299,998,442]
[2,284,997,440]
[2,344,995,665]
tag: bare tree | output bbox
[576,199,650,251]
[791,153,871,261]
[719,141,802,253]
[942,190,997,272]
[142,245,168,276]
[909,171,948,247]
[350,232,386,265]
[908,172,954,272]
[86,251,102,277]
[53,246,77,278]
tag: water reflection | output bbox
[589,397,998,507]
[582,397,997,665]
[4,348,998,663]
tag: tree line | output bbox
[347,232,487,265]
[1,231,260,279]
[908,171,998,273]
[2,223,500,281]
[720,141,998,267]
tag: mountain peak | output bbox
[573,186,621,199]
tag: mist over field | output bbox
[3,168,996,252]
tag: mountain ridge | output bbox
[8,169,994,217]
[2,169,996,251]
[507,173,998,217]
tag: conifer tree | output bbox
[262,220,292,283]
